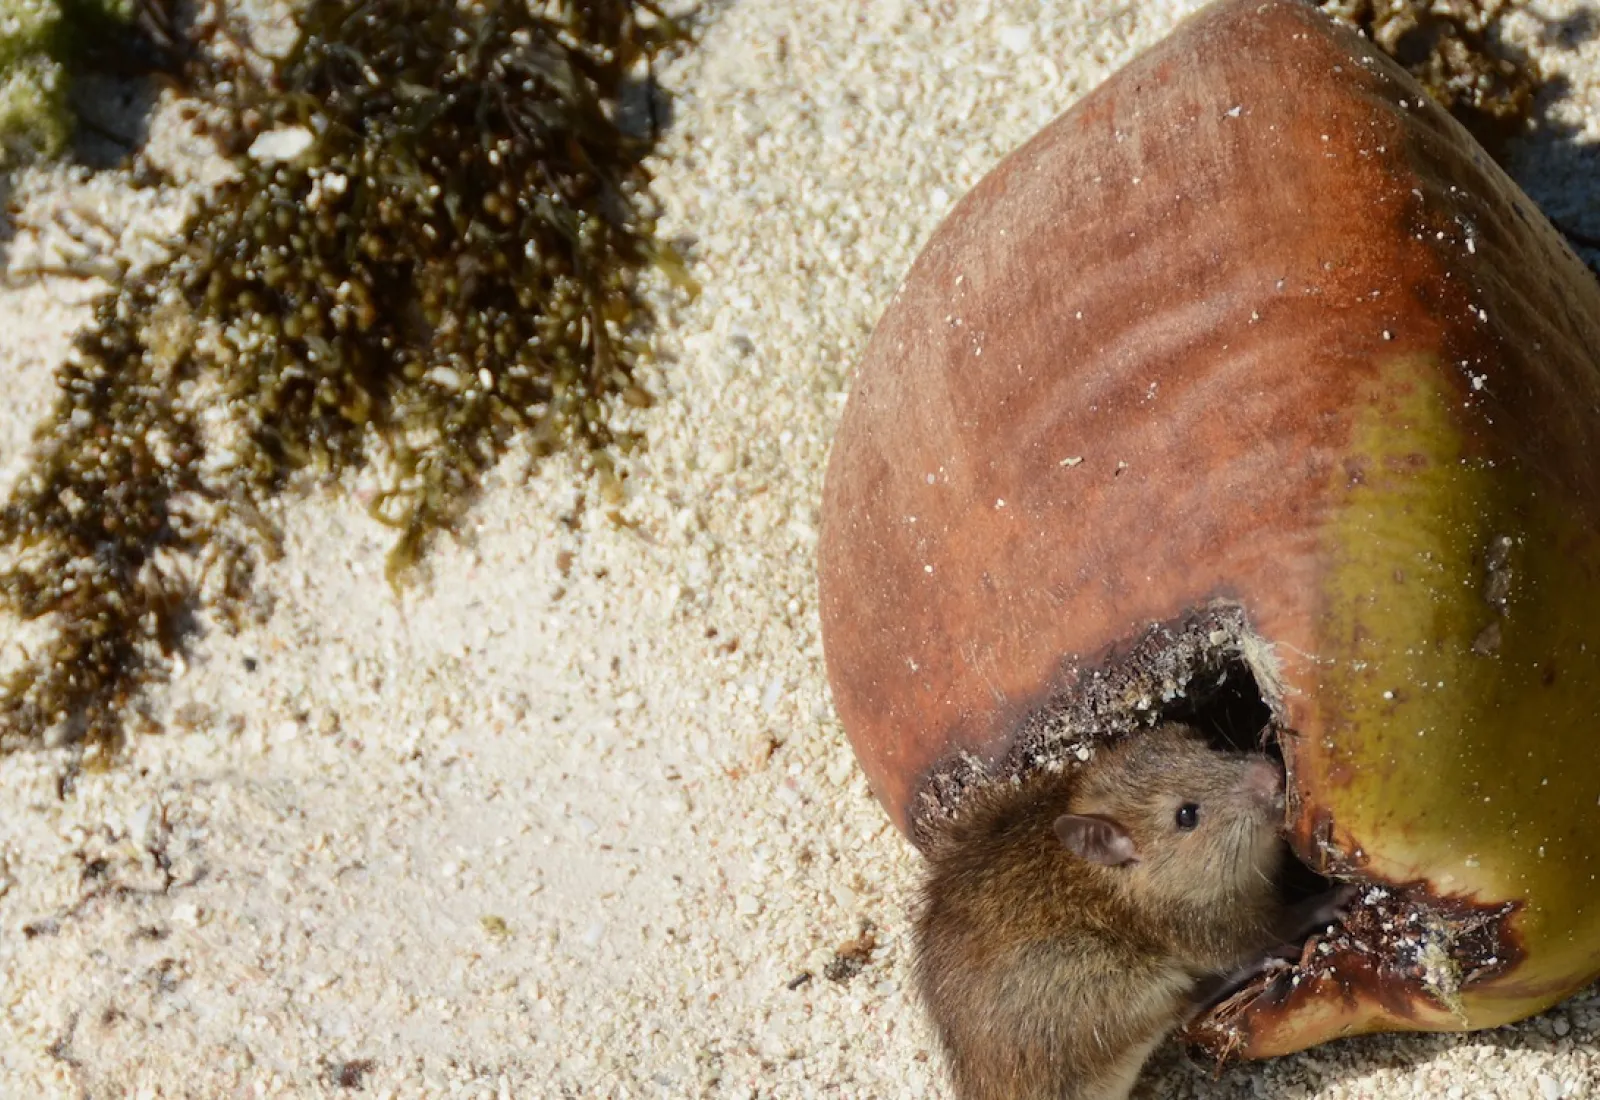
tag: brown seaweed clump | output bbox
[0,0,686,751]
[1318,0,1537,147]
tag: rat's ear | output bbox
[1054,813,1139,866]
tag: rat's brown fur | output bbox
[914,723,1291,1100]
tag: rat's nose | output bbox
[1240,758,1285,812]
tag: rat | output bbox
[913,721,1347,1100]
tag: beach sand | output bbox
[2,0,1599,1096]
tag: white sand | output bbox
[2,0,1599,1096]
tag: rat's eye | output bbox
[1175,803,1200,830]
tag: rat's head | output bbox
[1054,723,1287,910]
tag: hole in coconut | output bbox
[1158,656,1273,753]
[1157,657,1336,910]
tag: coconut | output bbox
[818,0,1600,1060]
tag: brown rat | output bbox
[913,722,1341,1100]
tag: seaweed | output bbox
[1318,0,1538,148]
[0,0,687,752]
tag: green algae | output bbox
[1,0,79,164]
[0,0,182,164]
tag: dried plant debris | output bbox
[0,0,688,752]
[823,920,878,984]
[1318,0,1538,144]
[323,1058,377,1090]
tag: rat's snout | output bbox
[1238,758,1286,815]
